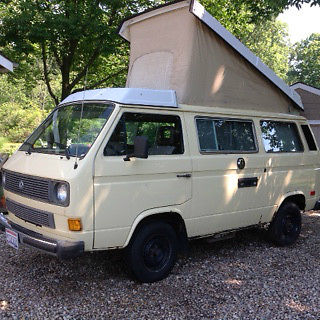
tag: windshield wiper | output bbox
[24,142,33,155]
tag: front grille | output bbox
[6,199,55,229]
[3,170,50,202]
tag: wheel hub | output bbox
[282,214,298,235]
[143,236,170,271]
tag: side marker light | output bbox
[68,218,82,231]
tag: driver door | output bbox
[93,109,192,249]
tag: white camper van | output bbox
[1,88,320,282]
[1,0,320,283]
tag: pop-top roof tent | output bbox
[119,0,303,114]
[0,53,13,73]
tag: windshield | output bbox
[20,102,114,157]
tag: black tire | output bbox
[126,221,178,283]
[268,202,302,246]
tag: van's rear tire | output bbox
[126,221,178,283]
[268,202,301,246]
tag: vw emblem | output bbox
[18,180,24,190]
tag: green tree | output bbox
[287,33,320,87]
[0,73,49,145]
[0,0,162,104]
[201,0,256,40]
[0,101,44,142]
[242,0,320,21]
[0,71,57,112]
[244,20,290,80]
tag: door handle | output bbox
[177,173,192,178]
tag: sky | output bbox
[278,4,320,43]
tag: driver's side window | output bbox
[103,112,184,156]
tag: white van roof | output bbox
[59,87,178,108]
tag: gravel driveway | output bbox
[0,211,319,320]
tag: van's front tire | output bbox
[126,221,178,283]
[268,202,301,246]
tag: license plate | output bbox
[5,228,19,250]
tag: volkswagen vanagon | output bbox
[1,87,319,282]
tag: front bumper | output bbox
[0,213,84,259]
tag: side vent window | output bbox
[301,125,317,151]
[260,120,303,153]
[196,118,257,153]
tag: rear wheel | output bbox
[268,202,301,246]
[126,221,178,283]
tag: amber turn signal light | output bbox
[68,218,82,231]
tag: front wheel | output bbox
[268,202,302,246]
[125,221,178,283]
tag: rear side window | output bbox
[196,118,257,153]
[104,113,184,156]
[301,125,317,151]
[260,120,303,153]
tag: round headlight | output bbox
[56,183,68,203]
[2,172,5,187]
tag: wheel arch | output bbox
[277,191,306,212]
[123,208,188,251]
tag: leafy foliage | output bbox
[239,0,320,21]
[244,20,290,80]
[275,0,320,9]
[0,74,49,151]
[201,0,255,40]
[0,0,163,104]
[0,72,55,112]
[287,33,320,87]
[0,137,8,151]
[0,142,20,156]
[0,101,44,142]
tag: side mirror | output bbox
[124,136,148,161]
